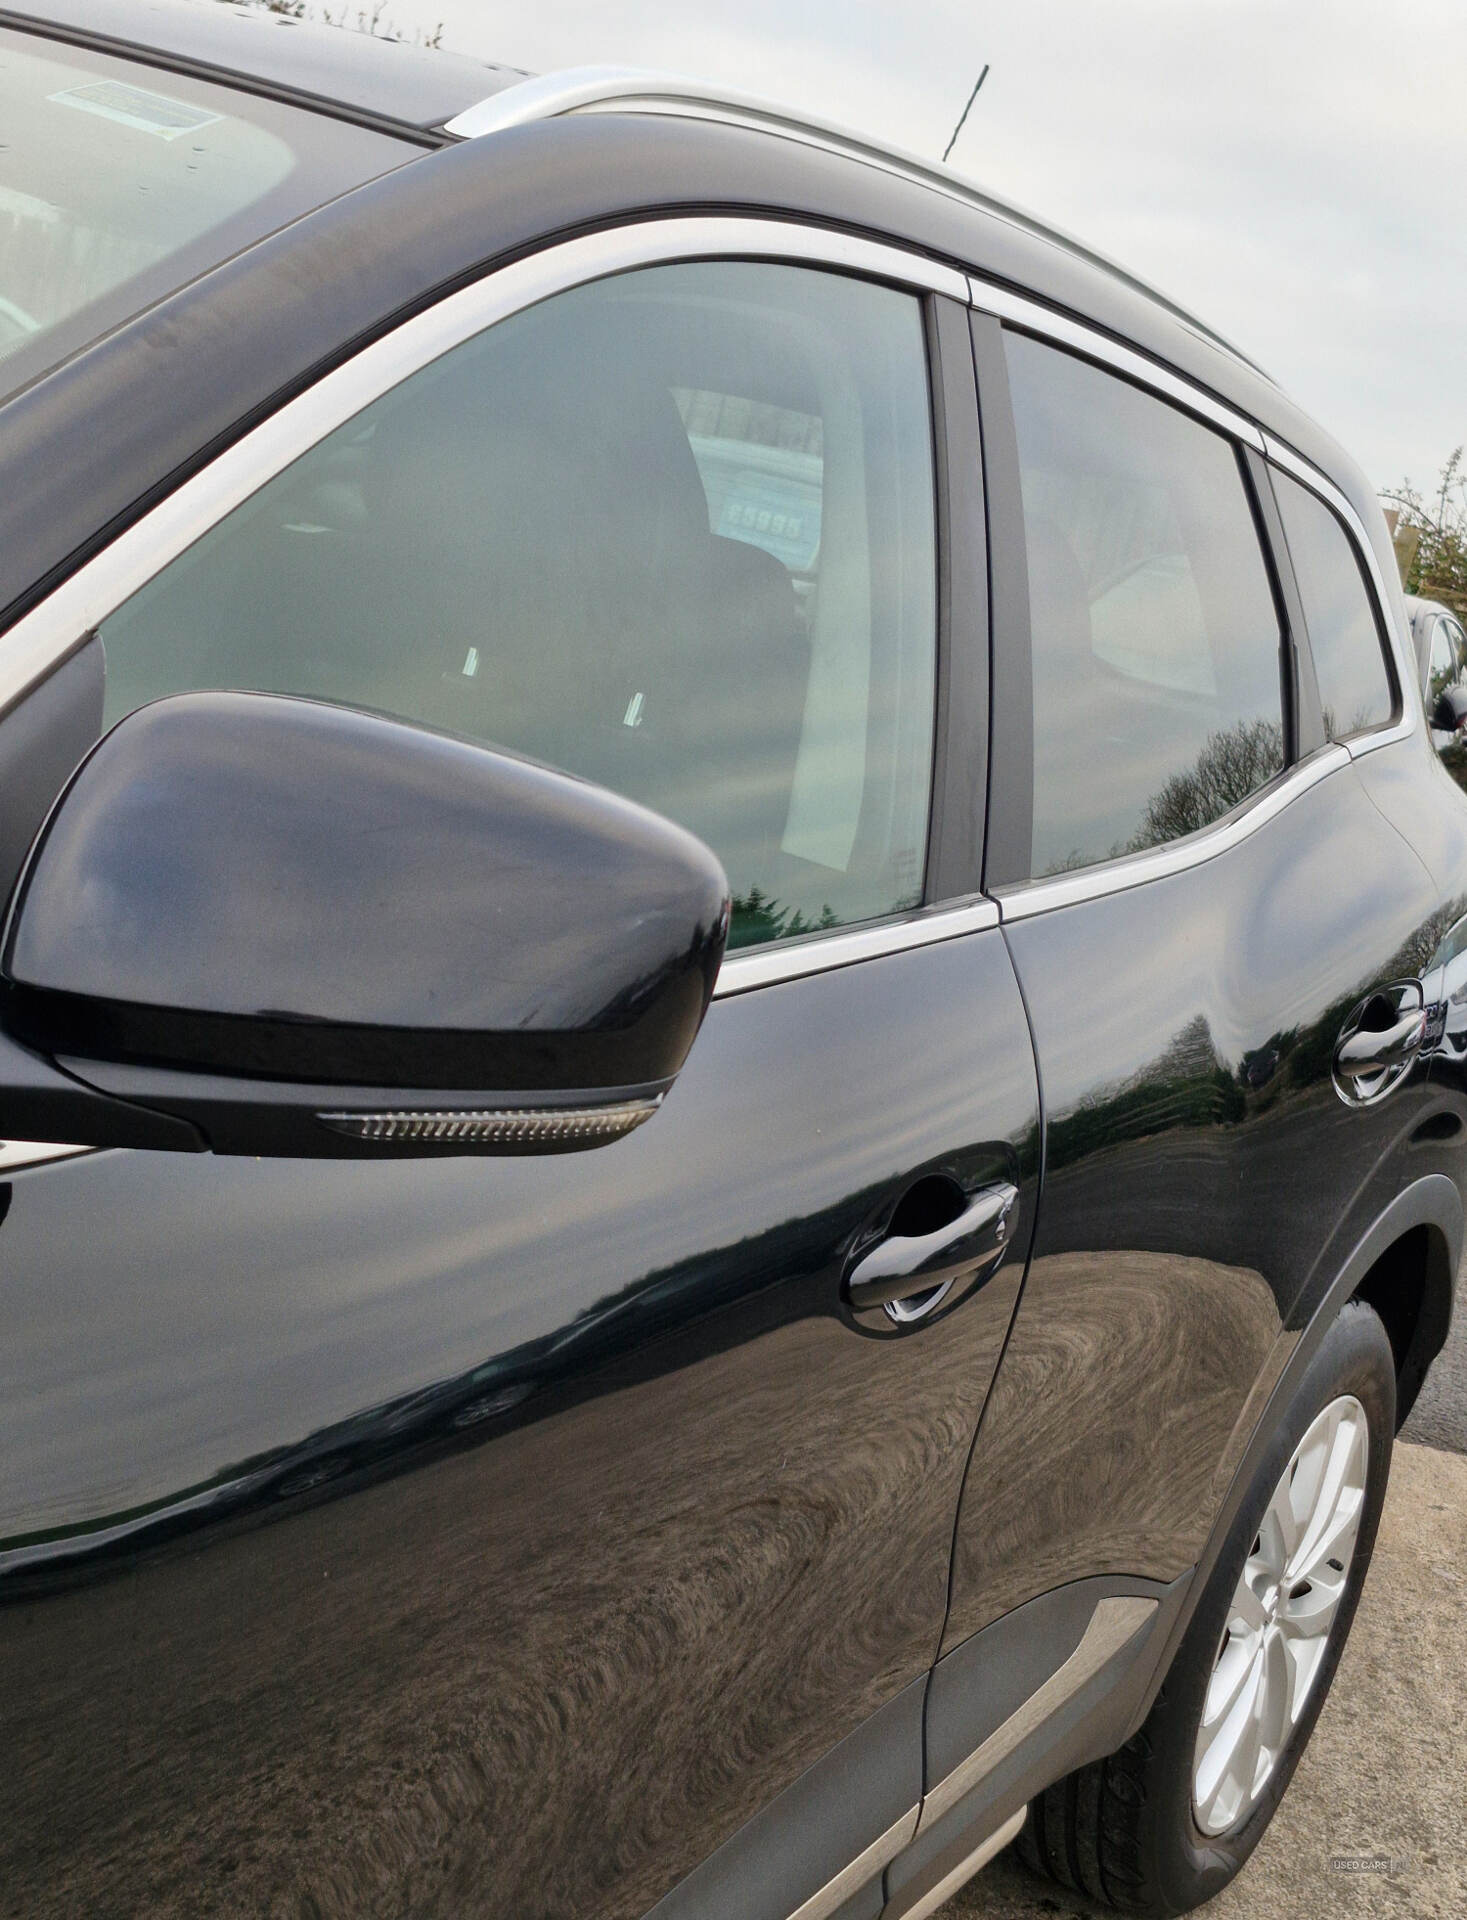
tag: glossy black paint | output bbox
[0,635,102,910]
[0,30,1463,1920]
[0,935,1039,1918]
[945,761,1455,1649]
[3,692,728,1141]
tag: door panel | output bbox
[0,936,1038,1918]
[943,764,1439,1649]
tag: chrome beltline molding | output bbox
[968,278,1267,452]
[713,901,999,997]
[917,1596,1158,1834]
[996,746,1351,921]
[0,211,1420,995]
[782,1805,919,1920]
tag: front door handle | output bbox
[845,1181,1019,1318]
[1333,983,1428,1107]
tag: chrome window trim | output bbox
[0,215,971,999]
[965,288,1416,915]
[916,1597,1157,1836]
[0,216,961,721]
[967,277,1267,451]
[1261,432,1421,757]
[442,68,1266,379]
[781,1805,920,1920]
[995,747,1351,922]
[712,901,1000,998]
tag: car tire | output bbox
[1014,1298,1395,1916]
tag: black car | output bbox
[0,6,1463,1918]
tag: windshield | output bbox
[0,27,414,404]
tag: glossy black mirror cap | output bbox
[2,691,730,1104]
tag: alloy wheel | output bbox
[1191,1394,1369,1836]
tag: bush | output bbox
[1384,449,1467,615]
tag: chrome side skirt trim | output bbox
[783,1806,919,1920]
[885,1808,1027,1920]
[712,900,999,998]
[917,1596,1158,1833]
[0,1139,92,1174]
[968,279,1267,452]
[995,747,1349,921]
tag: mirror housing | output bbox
[0,692,729,1156]
[1432,684,1467,736]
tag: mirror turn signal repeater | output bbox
[316,1096,664,1147]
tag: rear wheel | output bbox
[1015,1300,1395,1915]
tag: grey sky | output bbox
[376,0,1465,497]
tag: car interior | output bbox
[97,262,937,949]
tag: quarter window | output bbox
[1005,333,1286,878]
[1271,471,1395,740]
[97,260,938,950]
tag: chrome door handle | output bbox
[845,1181,1019,1318]
[1333,984,1427,1107]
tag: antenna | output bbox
[942,64,990,164]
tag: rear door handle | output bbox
[1335,1011,1426,1079]
[845,1181,1019,1316]
[1333,983,1428,1107]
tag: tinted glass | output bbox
[99,261,938,950]
[0,28,406,404]
[1006,333,1285,877]
[1272,471,1395,740]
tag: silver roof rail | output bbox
[440,65,1268,379]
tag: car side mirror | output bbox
[1432,683,1467,736]
[0,692,729,1156]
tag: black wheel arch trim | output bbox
[1124,1171,1460,1743]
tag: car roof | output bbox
[0,0,526,136]
[0,0,1276,380]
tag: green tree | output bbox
[1383,449,1467,616]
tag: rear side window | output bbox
[97,260,938,951]
[1271,472,1395,740]
[1006,333,1285,878]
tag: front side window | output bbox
[1006,333,1286,878]
[98,260,939,950]
[1271,470,1395,741]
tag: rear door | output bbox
[0,231,1038,1920]
[938,307,1443,1654]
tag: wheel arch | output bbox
[1348,1213,1456,1428]
[1127,1173,1460,1736]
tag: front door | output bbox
[0,240,1038,1920]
